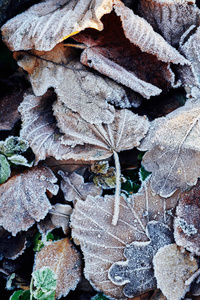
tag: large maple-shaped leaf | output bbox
[153,244,198,300]
[18,91,72,163]
[139,0,200,48]
[0,166,59,236]
[108,221,174,298]
[15,44,131,124]
[139,98,200,197]
[71,179,178,299]
[34,238,82,299]
[174,181,200,255]
[72,0,192,99]
[1,0,113,51]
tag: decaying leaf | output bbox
[0,227,26,260]
[1,0,113,51]
[153,244,198,300]
[72,0,191,99]
[38,203,73,236]
[139,0,200,48]
[0,166,59,236]
[18,91,72,163]
[139,98,200,197]
[108,221,174,298]
[15,44,131,124]
[59,170,102,202]
[34,238,82,299]
[174,181,200,255]
[71,180,177,299]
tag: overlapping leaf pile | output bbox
[1,0,200,299]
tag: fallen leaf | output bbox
[139,0,200,48]
[38,203,73,236]
[0,227,26,260]
[34,238,82,299]
[1,0,113,51]
[139,98,200,197]
[59,170,102,202]
[18,91,72,163]
[0,166,59,236]
[108,221,174,298]
[174,181,200,255]
[72,0,191,98]
[71,180,177,299]
[153,244,198,300]
[14,44,131,124]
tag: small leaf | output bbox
[7,154,33,167]
[92,166,126,190]
[10,290,30,300]
[91,161,109,175]
[139,166,151,182]
[91,294,110,300]
[0,154,11,184]
[31,267,56,300]
[0,136,29,157]
[153,244,198,300]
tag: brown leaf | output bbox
[174,181,200,255]
[139,98,200,197]
[53,101,149,161]
[0,166,59,236]
[72,0,191,98]
[153,244,198,300]
[34,238,82,299]
[70,179,178,299]
[59,170,102,202]
[14,44,131,124]
[38,203,73,236]
[18,91,72,163]
[139,0,200,48]
[1,0,113,51]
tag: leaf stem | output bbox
[112,151,121,226]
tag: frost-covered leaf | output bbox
[0,154,11,184]
[72,0,191,99]
[71,181,177,299]
[53,101,149,161]
[153,244,198,300]
[18,91,72,163]
[139,0,200,48]
[139,98,200,197]
[31,267,56,300]
[0,166,59,236]
[38,203,73,236]
[59,170,102,202]
[92,165,126,189]
[34,238,82,299]
[0,227,26,260]
[7,155,33,167]
[1,0,113,51]
[15,44,131,124]
[108,221,174,298]
[174,182,200,255]
[0,136,29,157]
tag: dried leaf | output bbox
[174,182,200,255]
[0,227,26,260]
[73,0,191,99]
[34,238,82,299]
[18,91,72,163]
[38,203,73,236]
[53,101,149,161]
[59,170,102,202]
[15,43,132,124]
[1,0,113,51]
[108,221,174,298]
[139,0,200,48]
[0,166,59,236]
[153,244,198,300]
[139,98,200,197]
[71,180,177,299]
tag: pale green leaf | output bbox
[0,154,11,184]
[7,154,33,167]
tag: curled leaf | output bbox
[0,166,59,236]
